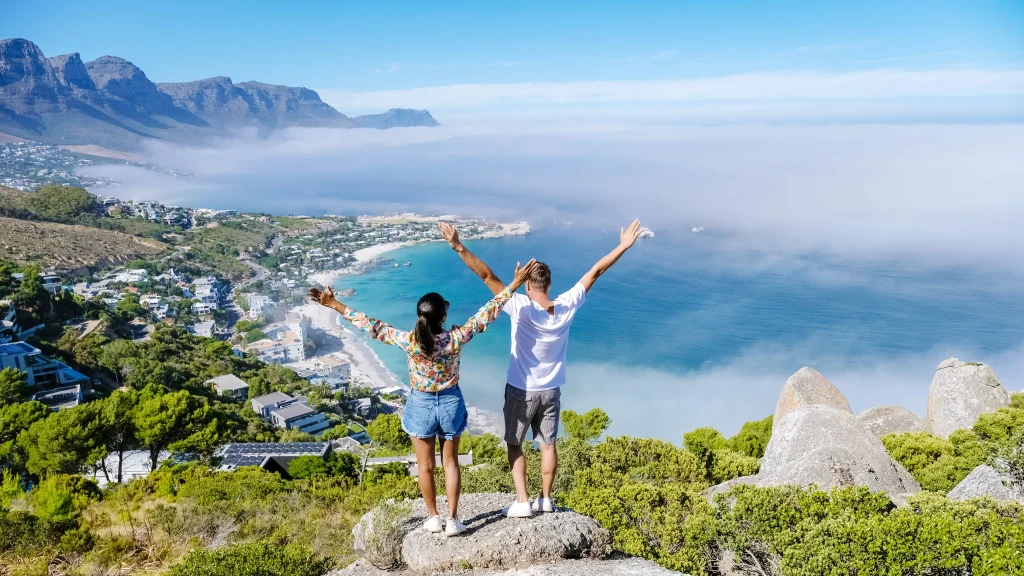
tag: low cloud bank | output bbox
[81,123,1024,274]
[459,341,1024,440]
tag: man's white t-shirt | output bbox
[503,282,586,391]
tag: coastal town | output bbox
[1,184,529,484]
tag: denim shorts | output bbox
[402,385,468,441]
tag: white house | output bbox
[0,342,89,389]
[208,374,249,400]
[189,320,215,338]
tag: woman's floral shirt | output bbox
[337,288,512,392]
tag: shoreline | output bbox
[307,241,414,288]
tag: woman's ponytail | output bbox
[413,292,447,357]
[414,315,437,357]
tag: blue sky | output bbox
[4,2,1022,121]
[5,1,1022,88]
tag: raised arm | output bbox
[308,286,409,350]
[450,259,536,348]
[579,219,643,292]
[438,222,505,295]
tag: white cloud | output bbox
[457,339,1024,440]
[319,68,1024,119]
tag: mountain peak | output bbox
[352,108,440,129]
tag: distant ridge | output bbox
[0,38,439,151]
[352,108,440,129]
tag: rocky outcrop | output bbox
[947,465,1024,504]
[712,368,920,504]
[333,557,682,576]
[347,493,674,575]
[856,406,925,438]
[925,358,1009,438]
[352,108,440,129]
[773,367,851,431]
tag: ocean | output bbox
[333,226,1024,440]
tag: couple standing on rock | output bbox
[309,219,645,536]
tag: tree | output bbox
[367,414,411,451]
[97,390,141,484]
[562,408,611,443]
[459,433,504,461]
[0,369,28,407]
[288,456,329,479]
[134,389,218,470]
[26,184,97,222]
[0,401,49,475]
[19,403,107,477]
[0,259,16,299]
[12,267,50,316]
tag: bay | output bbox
[334,226,1024,440]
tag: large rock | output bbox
[332,557,682,576]
[856,406,926,438]
[925,358,1009,438]
[759,406,920,495]
[773,367,851,430]
[352,493,611,573]
[947,465,1024,504]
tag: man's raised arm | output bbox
[438,222,505,295]
[579,219,643,292]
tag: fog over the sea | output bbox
[83,123,1024,274]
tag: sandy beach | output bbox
[307,241,414,288]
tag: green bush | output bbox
[168,541,331,576]
[29,474,101,522]
[726,414,773,458]
[710,449,760,484]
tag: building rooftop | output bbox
[208,374,249,392]
[272,403,316,420]
[215,442,330,469]
[0,341,38,357]
[251,391,293,405]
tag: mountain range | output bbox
[0,38,438,151]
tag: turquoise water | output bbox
[335,227,1024,440]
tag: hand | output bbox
[511,259,538,290]
[308,286,338,308]
[619,219,643,250]
[438,222,462,250]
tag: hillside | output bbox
[0,215,165,268]
[0,38,439,151]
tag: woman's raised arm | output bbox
[450,259,537,348]
[309,286,410,351]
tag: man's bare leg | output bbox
[539,442,557,499]
[507,442,530,503]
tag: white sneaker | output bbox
[532,497,555,513]
[502,500,534,518]
[423,515,443,533]
[445,518,468,536]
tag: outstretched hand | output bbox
[438,222,462,249]
[308,286,338,308]
[511,258,538,290]
[619,219,643,250]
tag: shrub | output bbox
[710,449,760,484]
[726,415,773,458]
[168,541,332,576]
[29,474,101,522]
[362,500,412,570]
[288,456,329,479]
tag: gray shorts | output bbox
[503,384,561,446]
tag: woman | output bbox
[309,259,537,536]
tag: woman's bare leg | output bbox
[411,435,438,516]
[438,436,462,519]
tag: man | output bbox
[438,219,644,517]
